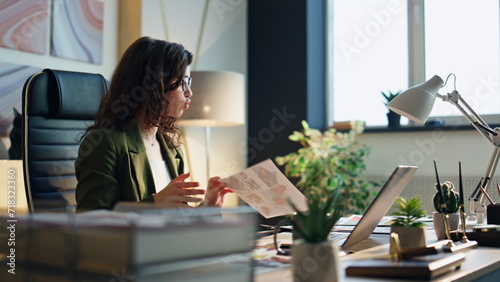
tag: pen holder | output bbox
[487,204,500,224]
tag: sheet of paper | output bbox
[221,159,308,219]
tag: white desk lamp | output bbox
[388,74,500,220]
[179,71,245,179]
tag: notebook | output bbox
[335,165,418,250]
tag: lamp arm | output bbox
[438,91,500,216]
[480,147,500,195]
[438,91,496,143]
[468,147,500,216]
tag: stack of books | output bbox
[0,207,257,281]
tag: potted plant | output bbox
[432,181,460,240]
[381,90,402,127]
[389,196,427,250]
[275,120,379,215]
[288,191,345,282]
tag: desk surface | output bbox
[255,233,500,281]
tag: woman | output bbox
[75,36,231,212]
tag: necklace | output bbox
[142,133,156,146]
[140,126,158,147]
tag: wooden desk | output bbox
[255,233,500,281]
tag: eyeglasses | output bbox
[169,77,192,92]
[181,77,192,92]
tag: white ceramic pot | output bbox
[432,212,460,240]
[292,239,339,282]
[390,226,427,250]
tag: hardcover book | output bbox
[0,207,257,274]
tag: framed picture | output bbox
[0,0,50,55]
[51,0,104,64]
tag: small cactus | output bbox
[433,181,460,213]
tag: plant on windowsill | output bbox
[381,89,401,105]
[389,196,427,250]
[275,120,379,215]
[432,181,461,240]
[381,89,402,127]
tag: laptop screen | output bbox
[340,165,418,249]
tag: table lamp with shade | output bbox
[178,70,245,181]
[387,74,500,221]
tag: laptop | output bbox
[336,165,418,250]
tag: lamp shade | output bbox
[179,71,245,127]
[387,75,444,124]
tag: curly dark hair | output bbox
[85,36,193,147]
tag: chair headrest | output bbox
[44,68,108,119]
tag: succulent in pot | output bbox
[289,191,346,243]
[433,181,460,214]
[288,191,346,282]
[389,196,427,250]
[390,196,427,228]
[432,181,461,240]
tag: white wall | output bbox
[0,0,119,158]
[361,130,491,177]
[359,129,500,214]
[141,0,247,206]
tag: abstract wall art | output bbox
[0,0,50,54]
[51,0,104,64]
[0,63,42,135]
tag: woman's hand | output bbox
[204,176,233,207]
[153,172,205,208]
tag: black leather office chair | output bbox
[22,68,108,213]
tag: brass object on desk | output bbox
[389,232,402,261]
[345,252,466,280]
[473,224,500,232]
[443,240,478,253]
[433,160,455,249]
[345,232,467,279]
[439,209,455,248]
[439,161,478,252]
[463,224,500,247]
[438,205,478,252]
[433,211,478,253]
[444,205,479,252]
[459,206,469,243]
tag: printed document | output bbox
[221,159,308,218]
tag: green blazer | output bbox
[75,124,184,212]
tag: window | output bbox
[330,0,500,127]
[425,0,500,119]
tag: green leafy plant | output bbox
[289,192,345,243]
[381,89,402,106]
[275,120,379,215]
[390,196,427,228]
[433,181,460,214]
